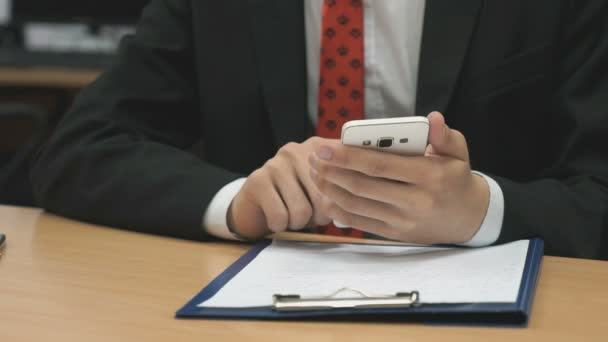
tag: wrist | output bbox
[451,173,490,244]
[464,173,491,241]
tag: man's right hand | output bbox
[228,137,334,240]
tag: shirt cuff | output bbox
[460,172,505,247]
[202,178,247,241]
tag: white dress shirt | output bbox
[204,0,504,246]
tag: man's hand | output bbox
[229,137,334,240]
[308,112,490,244]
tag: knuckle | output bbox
[250,167,265,179]
[315,178,331,196]
[321,204,336,222]
[325,201,341,218]
[291,204,313,228]
[367,156,388,176]
[308,136,322,145]
[249,168,268,187]
[284,142,299,151]
[278,142,299,157]
[314,210,332,226]
[268,207,289,231]
[311,189,325,206]
[264,160,283,176]
[318,196,334,215]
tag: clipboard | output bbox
[176,239,544,326]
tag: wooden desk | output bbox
[0,67,101,89]
[0,205,606,341]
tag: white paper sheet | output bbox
[199,240,529,308]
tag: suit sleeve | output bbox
[494,1,608,259]
[30,0,244,241]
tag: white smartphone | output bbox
[334,116,429,230]
[341,116,429,156]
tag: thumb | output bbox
[426,111,469,161]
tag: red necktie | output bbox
[316,0,365,238]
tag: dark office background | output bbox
[0,0,150,205]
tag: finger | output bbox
[324,200,396,239]
[310,168,402,225]
[313,142,437,184]
[252,172,290,232]
[426,111,469,161]
[315,194,335,227]
[292,158,332,227]
[270,165,314,230]
[328,199,390,236]
[309,152,427,209]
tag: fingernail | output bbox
[316,146,333,160]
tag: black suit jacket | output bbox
[30,0,608,259]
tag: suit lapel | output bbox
[248,0,482,143]
[248,0,312,147]
[416,0,482,115]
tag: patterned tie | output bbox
[316,0,365,238]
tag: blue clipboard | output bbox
[176,239,544,326]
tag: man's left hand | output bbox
[308,112,490,244]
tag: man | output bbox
[30,0,608,259]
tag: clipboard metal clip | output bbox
[272,287,420,312]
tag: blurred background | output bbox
[0,0,149,206]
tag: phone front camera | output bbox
[378,138,393,148]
